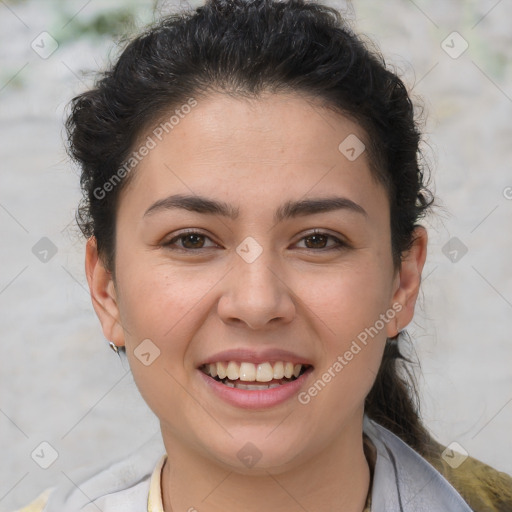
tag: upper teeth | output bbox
[203,361,305,382]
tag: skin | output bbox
[86,92,427,512]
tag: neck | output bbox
[160,417,371,512]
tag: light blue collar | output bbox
[363,416,472,511]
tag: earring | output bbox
[108,341,120,356]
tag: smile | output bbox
[197,360,314,408]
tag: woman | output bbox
[15,0,512,510]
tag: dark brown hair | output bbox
[66,0,434,455]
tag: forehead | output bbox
[119,92,389,220]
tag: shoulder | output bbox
[424,439,512,512]
[363,417,473,511]
[365,417,512,512]
[13,434,166,512]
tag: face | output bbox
[86,92,426,474]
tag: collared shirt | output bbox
[13,417,512,512]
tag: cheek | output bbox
[113,261,213,420]
[115,258,211,344]
[295,262,391,404]
[302,260,394,339]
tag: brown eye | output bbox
[180,233,206,249]
[296,231,346,251]
[304,233,329,249]
[163,230,217,251]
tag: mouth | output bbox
[199,361,313,390]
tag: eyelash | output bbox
[162,229,348,253]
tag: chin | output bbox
[198,431,312,475]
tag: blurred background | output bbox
[1,0,511,509]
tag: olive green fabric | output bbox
[424,438,512,512]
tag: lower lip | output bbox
[197,368,313,409]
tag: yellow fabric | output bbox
[14,487,52,512]
[148,454,167,512]
[424,439,512,512]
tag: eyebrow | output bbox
[143,193,367,222]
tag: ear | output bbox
[85,237,125,347]
[386,226,428,338]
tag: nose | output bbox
[217,247,296,330]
